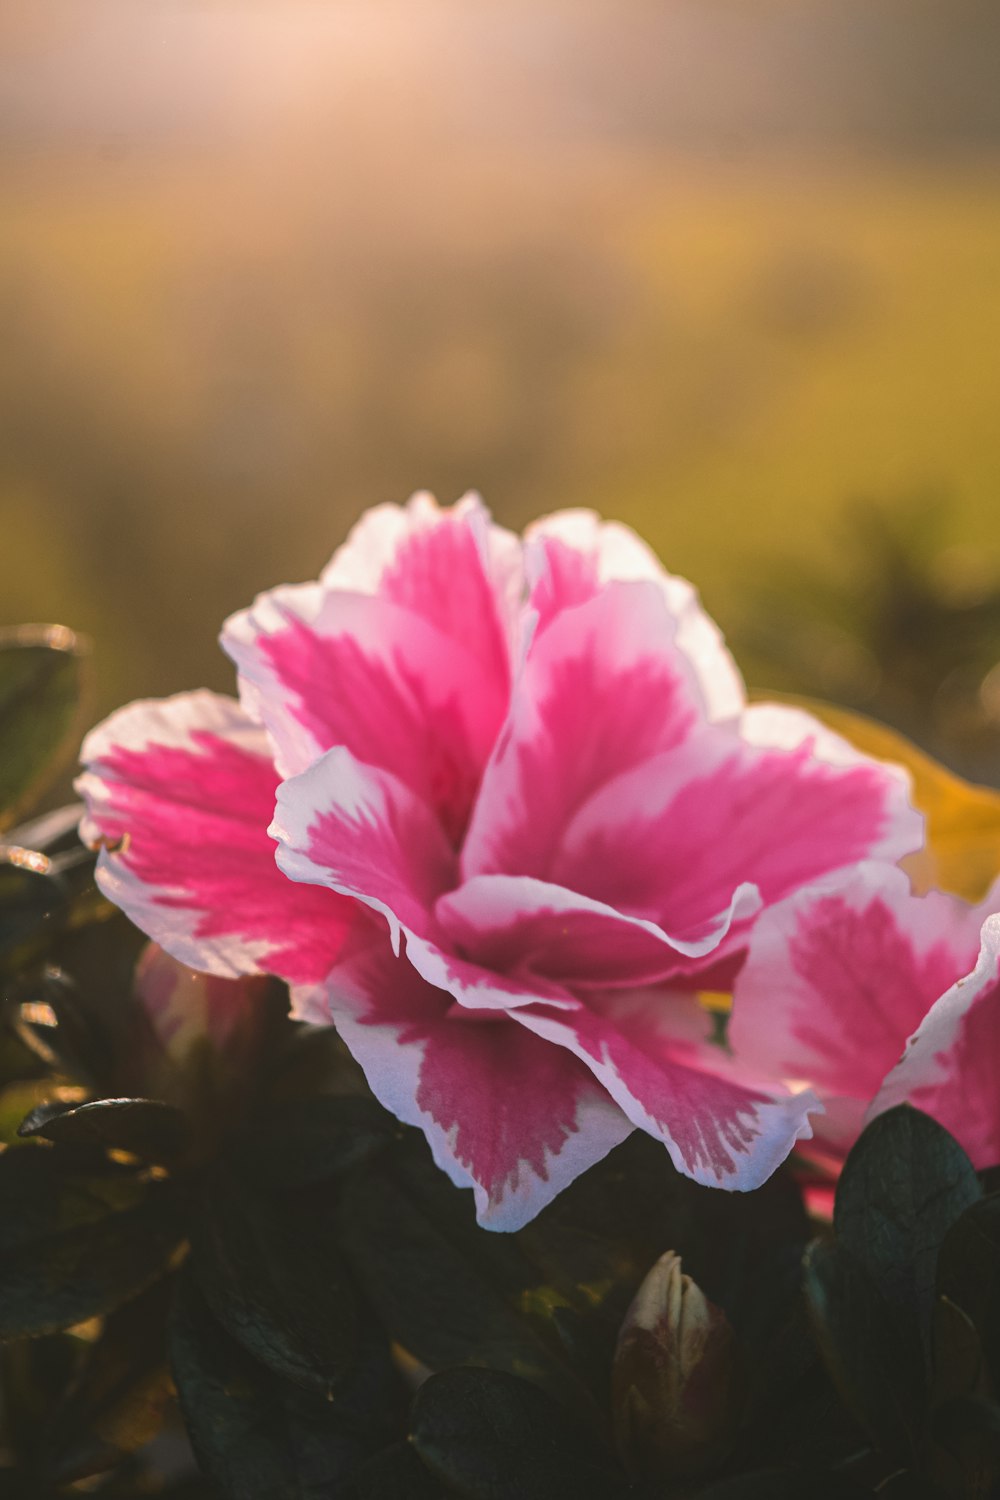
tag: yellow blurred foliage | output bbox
[772,694,1000,902]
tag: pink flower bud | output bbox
[135,944,270,1063]
[612,1250,740,1482]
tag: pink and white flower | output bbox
[78,494,923,1228]
[729,861,1000,1168]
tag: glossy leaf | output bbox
[937,1194,1000,1391]
[170,1269,402,1500]
[32,1278,174,1485]
[0,1147,182,1337]
[340,1443,445,1499]
[694,1468,870,1498]
[191,1163,359,1395]
[0,625,88,832]
[240,1093,396,1190]
[834,1105,981,1361]
[410,1366,625,1500]
[804,1239,925,1467]
[18,1097,188,1165]
[340,1137,598,1414]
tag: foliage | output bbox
[2,631,1000,1497]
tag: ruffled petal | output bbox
[435,874,761,991]
[76,691,355,983]
[223,587,505,843]
[524,508,745,720]
[461,580,706,882]
[546,706,923,951]
[870,912,1000,1170]
[308,927,632,1230]
[728,862,976,1149]
[513,991,821,1189]
[270,746,458,953]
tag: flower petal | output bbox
[728,862,976,1148]
[435,874,761,991]
[322,489,522,686]
[870,912,1000,1170]
[270,746,458,953]
[309,926,633,1230]
[524,508,745,720]
[461,580,706,882]
[76,691,355,983]
[547,705,923,949]
[513,992,820,1189]
[223,587,505,843]
[730,861,975,1084]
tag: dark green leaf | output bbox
[32,1277,174,1484]
[191,1165,359,1394]
[693,1469,870,1498]
[0,626,88,831]
[803,1239,925,1466]
[0,1147,182,1337]
[932,1294,987,1407]
[18,1097,188,1165]
[340,1443,445,1499]
[410,1367,625,1500]
[340,1138,599,1415]
[937,1194,1000,1390]
[14,916,152,1093]
[928,1394,1000,1497]
[242,1094,395,1190]
[170,1269,401,1500]
[834,1105,981,1360]
[0,1331,84,1461]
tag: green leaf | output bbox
[241,1094,396,1190]
[18,1097,188,1165]
[410,1367,626,1500]
[340,1443,445,1499]
[31,1277,174,1485]
[834,1105,981,1360]
[0,626,88,831]
[191,1163,359,1395]
[170,1269,402,1500]
[13,914,152,1094]
[803,1239,925,1466]
[693,1469,870,1498]
[340,1137,600,1415]
[0,1147,182,1337]
[937,1194,1000,1391]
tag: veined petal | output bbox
[311,927,633,1230]
[729,862,976,1111]
[270,746,458,953]
[461,580,706,882]
[76,691,355,983]
[870,912,1000,1170]
[435,874,762,991]
[321,490,522,687]
[513,992,821,1189]
[524,508,745,721]
[548,705,923,945]
[223,587,505,842]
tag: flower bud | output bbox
[135,945,268,1060]
[132,944,277,1112]
[612,1250,740,1482]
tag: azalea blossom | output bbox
[77,494,923,1228]
[729,860,1000,1169]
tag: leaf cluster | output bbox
[2,628,1000,1497]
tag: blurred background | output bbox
[3,0,1000,780]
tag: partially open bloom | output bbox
[78,495,922,1227]
[729,861,1000,1168]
